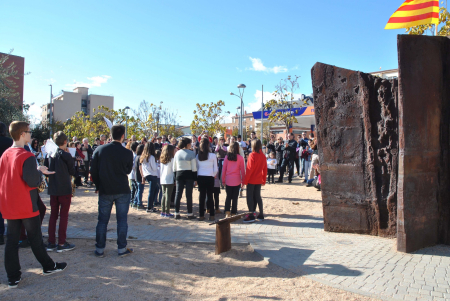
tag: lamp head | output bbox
[124,106,131,110]
[230,92,234,95]
[237,84,246,89]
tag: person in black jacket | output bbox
[276,133,298,183]
[275,137,284,175]
[81,138,93,185]
[90,124,134,257]
[0,122,13,245]
[45,131,76,252]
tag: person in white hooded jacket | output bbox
[173,137,197,220]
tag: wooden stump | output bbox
[210,213,247,255]
[215,222,231,255]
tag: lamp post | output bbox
[49,84,53,138]
[230,84,246,136]
[236,106,241,135]
[261,85,264,142]
[124,106,130,139]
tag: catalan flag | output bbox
[385,0,439,30]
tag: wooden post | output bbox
[210,213,246,255]
[215,222,231,255]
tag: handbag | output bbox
[77,160,86,173]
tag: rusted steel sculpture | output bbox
[311,35,450,253]
[396,35,450,253]
[311,63,398,238]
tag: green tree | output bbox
[264,75,306,133]
[406,6,450,36]
[256,120,273,145]
[132,100,182,137]
[190,100,226,136]
[32,121,65,143]
[231,127,239,137]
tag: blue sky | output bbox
[1,0,410,125]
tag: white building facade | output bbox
[41,87,114,123]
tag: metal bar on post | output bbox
[240,99,243,137]
[261,85,263,141]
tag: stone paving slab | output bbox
[40,213,450,301]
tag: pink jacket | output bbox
[221,155,245,187]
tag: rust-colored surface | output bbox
[0,52,24,107]
[311,63,398,237]
[215,222,231,255]
[397,35,450,253]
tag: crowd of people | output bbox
[0,120,321,288]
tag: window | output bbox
[250,118,252,121]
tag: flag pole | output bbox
[261,85,263,142]
[435,23,438,36]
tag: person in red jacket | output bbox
[0,121,67,288]
[242,139,267,223]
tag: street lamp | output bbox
[230,83,246,136]
[124,106,130,139]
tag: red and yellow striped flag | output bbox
[385,0,439,29]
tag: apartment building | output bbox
[0,52,25,107]
[41,87,114,123]
[222,111,256,134]
[369,69,398,79]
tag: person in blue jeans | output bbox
[0,212,4,245]
[140,142,159,213]
[90,124,134,257]
[133,144,145,209]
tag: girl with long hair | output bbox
[133,144,145,209]
[140,142,159,212]
[160,145,175,217]
[196,138,218,221]
[173,137,197,220]
[30,138,40,157]
[242,139,267,223]
[222,142,245,217]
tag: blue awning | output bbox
[252,107,308,119]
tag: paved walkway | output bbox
[39,199,450,301]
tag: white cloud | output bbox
[248,57,288,74]
[222,112,234,123]
[66,75,111,88]
[27,103,42,125]
[244,90,275,113]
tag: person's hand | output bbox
[38,166,55,175]
[194,181,197,187]
[142,180,145,184]
[285,142,289,148]
[241,183,245,188]
[95,190,98,194]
